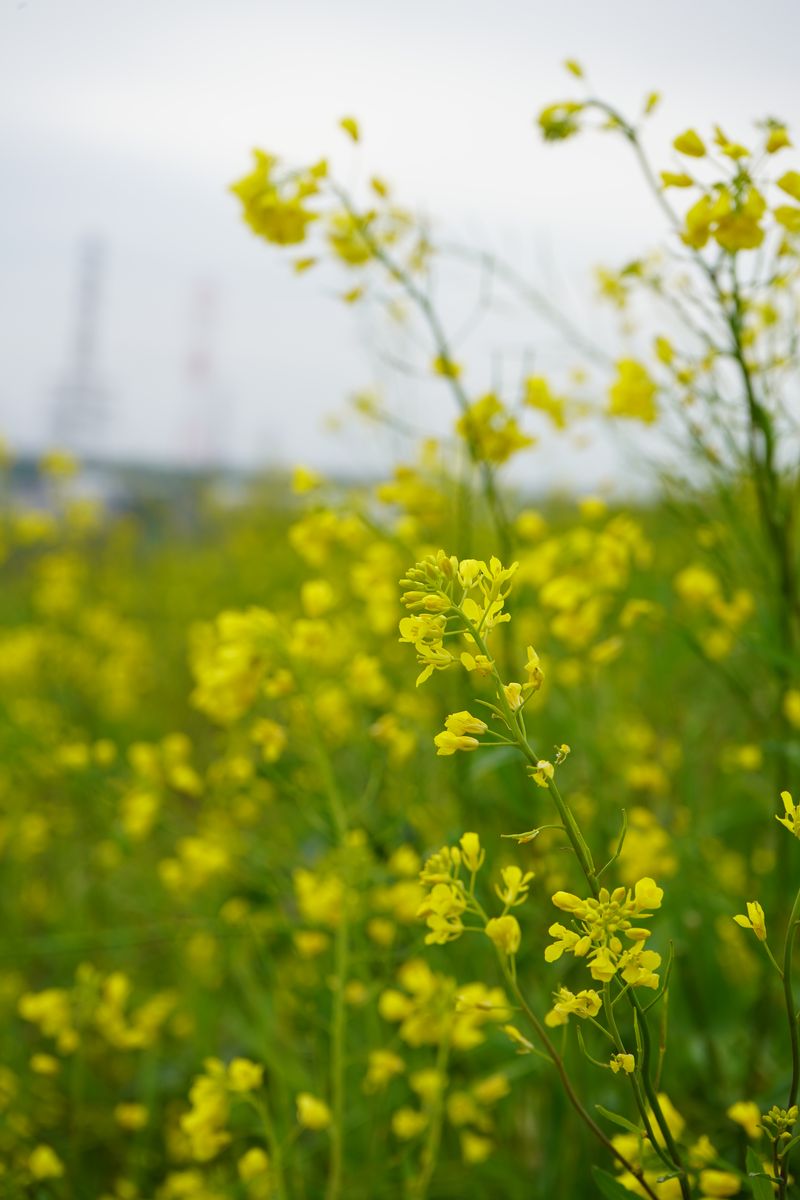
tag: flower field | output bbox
[2,70,800,1199]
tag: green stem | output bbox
[497,956,661,1200]
[407,1030,451,1200]
[602,986,674,1174]
[303,699,349,1200]
[452,602,692,1197]
[783,886,800,1108]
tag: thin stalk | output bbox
[497,955,661,1200]
[454,602,692,1196]
[783,885,800,1108]
[407,1030,451,1200]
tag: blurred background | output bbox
[2,0,799,484]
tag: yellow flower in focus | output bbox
[296,1092,332,1130]
[777,790,800,838]
[459,832,485,873]
[610,1053,635,1074]
[495,865,534,907]
[544,986,601,1027]
[485,915,521,956]
[531,760,554,788]
[733,901,766,942]
[434,711,487,756]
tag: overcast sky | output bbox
[2,0,798,487]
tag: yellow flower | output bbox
[460,1130,494,1162]
[29,1145,65,1180]
[230,150,319,246]
[538,100,584,141]
[524,375,567,428]
[778,171,800,202]
[434,711,488,755]
[30,1053,60,1075]
[434,730,480,756]
[446,711,488,737]
[673,129,706,157]
[228,1058,264,1093]
[238,1147,270,1182]
[472,1073,511,1105]
[485,915,521,956]
[459,832,485,873]
[495,865,534,907]
[660,171,694,188]
[296,1092,332,1130]
[363,1049,405,1093]
[733,901,767,942]
[292,465,323,494]
[608,360,658,423]
[392,1107,428,1139]
[339,115,360,142]
[727,1099,762,1138]
[525,646,544,691]
[432,355,462,379]
[698,1168,741,1197]
[610,1053,635,1074]
[544,986,602,1027]
[418,882,466,945]
[531,760,554,788]
[114,1102,149,1130]
[545,881,663,986]
[784,690,800,728]
[766,125,791,153]
[777,790,800,838]
[456,393,534,464]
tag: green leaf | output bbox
[746,1147,775,1200]
[595,1105,644,1135]
[591,1167,645,1199]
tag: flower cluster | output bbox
[399,551,518,684]
[545,879,664,987]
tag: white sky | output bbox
[1,0,799,487]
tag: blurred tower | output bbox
[180,279,229,468]
[51,236,110,456]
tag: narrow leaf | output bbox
[595,1104,644,1135]
[746,1147,775,1200]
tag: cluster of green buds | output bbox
[762,1104,798,1147]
